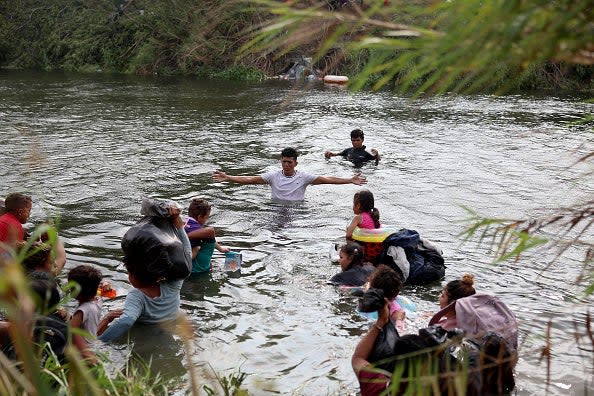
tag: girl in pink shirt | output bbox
[346,190,383,262]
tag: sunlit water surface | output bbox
[1,70,593,395]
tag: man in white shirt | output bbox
[212,147,367,201]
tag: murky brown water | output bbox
[1,70,593,395]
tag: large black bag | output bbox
[367,319,401,372]
[418,325,516,396]
[358,288,401,371]
[121,198,191,283]
[380,229,446,285]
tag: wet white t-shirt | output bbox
[261,170,318,201]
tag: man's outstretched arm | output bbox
[311,174,367,185]
[212,171,266,185]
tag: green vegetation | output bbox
[242,0,594,93]
[0,231,250,396]
[0,0,592,89]
[0,0,268,81]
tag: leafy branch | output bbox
[459,202,594,294]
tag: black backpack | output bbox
[2,313,69,364]
[33,313,69,363]
[379,229,446,285]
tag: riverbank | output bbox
[1,0,592,91]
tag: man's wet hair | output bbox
[4,193,32,213]
[350,129,364,139]
[281,147,298,160]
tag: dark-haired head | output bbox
[442,273,476,306]
[281,147,298,160]
[350,129,364,140]
[67,265,102,302]
[368,264,402,301]
[188,197,212,219]
[122,253,158,286]
[19,241,52,273]
[339,242,364,271]
[353,190,380,228]
[4,192,32,223]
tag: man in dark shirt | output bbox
[325,129,380,165]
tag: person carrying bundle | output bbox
[98,198,192,342]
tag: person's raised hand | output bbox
[212,170,228,182]
[218,245,231,253]
[351,174,367,185]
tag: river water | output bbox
[1,70,593,395]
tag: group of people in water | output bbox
[0,128,517,395]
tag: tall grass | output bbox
[0,230,250,395]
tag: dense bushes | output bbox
[0,0,592,89]
[0,0,268,80]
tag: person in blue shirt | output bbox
[97,204,191,342]
[325,129,380,166]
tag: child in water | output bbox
[67,264,104,361]
[184,198,229,273]
[367,264,407,333]
[328,242,376,287]
[346,189,383,263]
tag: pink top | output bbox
[389,300,402,315]
[359,212,380,229]
[437,316,458,330]
[390,299,407,334]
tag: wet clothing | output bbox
[99,227,190,342]
[261,170,318,201]
[2,313,69,363]
[328,264,376,286]
[0,212,24,243]
[98,279,183,342]
[191,240,215,273]
[356,212,382,262]
[184,216,216,273]
[358,369,390,396]
[359,212,379,229]
[75,297,102,337]
[338,146,376,165]
[184,217,210,248]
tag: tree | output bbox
[242,0,594,93]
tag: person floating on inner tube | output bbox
[325,129,380,166]
[346,189,384,263]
